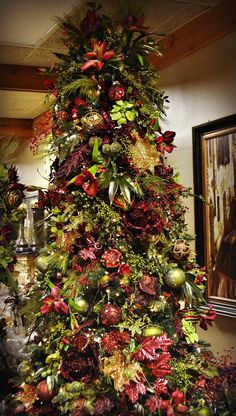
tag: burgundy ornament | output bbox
[108,84,125,101]
[36,380,54,402]
[101,248,122,268]
[139,274,156,295]
[100,303,122,326]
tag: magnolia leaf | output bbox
[47,375,54,393]
[119,183,131,204]
[109,179,118,205]
[182,281,193,307]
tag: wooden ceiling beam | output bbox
[0,118,33,138]
[0,64,56,92]
[150,0,236,70]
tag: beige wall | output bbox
[159,30,236,361]
[16,140,50,188]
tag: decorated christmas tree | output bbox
[9,4,236,416]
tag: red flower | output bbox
[118,263,132,276]
[71,170,98,196]
[156,131,176,154]
[74,97,87,106]
[41,286,69,315]
[199,305,216,330]
[101,249,122,268]
[81,40,115,72]
[172,390,185,405]
[44,80,59,97]
[123,16,149,32]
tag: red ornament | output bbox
[101,249,122,268]
[36,380,54,402]
[100,303,122,326]
[108,84,125,101]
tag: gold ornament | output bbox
[171,239,190,260]
[164,267,186,288]
[81,111,104,131]
[128,134,160,174]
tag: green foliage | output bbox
[110,100,139,125]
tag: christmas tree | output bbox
[10,4,235,416]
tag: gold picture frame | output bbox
[193,114,236,317]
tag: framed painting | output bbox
[193,114,236,317]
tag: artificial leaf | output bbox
[109,179,118,205]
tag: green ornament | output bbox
[72,297,89,314]
[142,325,163,337]
[195,407,212,416]
[102,143,111,155]
[110,142,122,154]
[164,267,186,288]
[89,136,102,148]
[36,254,51,272]
[17,360,33,376]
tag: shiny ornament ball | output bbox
[73,297,89,314]
[142,325,163,337]
[164,267,186,288]
[171,239,190,260]
[100,303,122,326]
[101,249,122,269]
[6,189,24,209]
[81,111,104,131]
[108,84,125,101]
[35,254,51,272]
[195,407,212,416]
[36,380,54,402]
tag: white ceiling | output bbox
[0,0,80,46]
[0,0,220,120]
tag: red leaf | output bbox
[124,379,146,404]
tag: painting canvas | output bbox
[193,114,236,317]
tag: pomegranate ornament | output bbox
[108,84,125,101]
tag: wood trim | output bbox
[0,118,33,138]
[150,0,236,70]
[0,64,56,92]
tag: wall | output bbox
[16,140,50,188]
[158,30,236,361]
